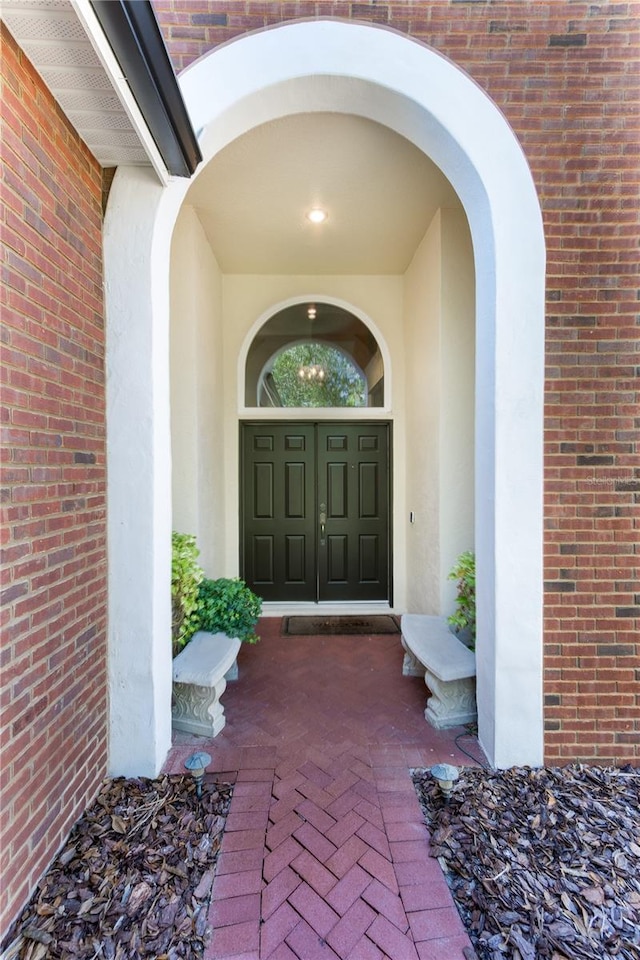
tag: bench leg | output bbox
[401,637,425,677]
[424,670,477,730]
[172,678,227,738]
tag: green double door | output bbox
[241,422,391,602]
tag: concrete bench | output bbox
[401,614,477,730]
[172,631,241,737]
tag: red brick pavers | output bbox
[163,618,482,959]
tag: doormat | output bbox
[282,615,400,636]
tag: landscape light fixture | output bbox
[184,751,211,798]
[430,763,460,803]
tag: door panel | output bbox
[241,422,391,602]
[253,463,273,517]
[242,423,316,601]
[326,535,348,583]
[317,424,389,601]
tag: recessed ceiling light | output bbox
[306,208,328,224]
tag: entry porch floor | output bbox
[163,617,484,960]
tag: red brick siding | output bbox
[152,0,640,765]
[0,23,108,934]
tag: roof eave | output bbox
[89,0,201,178]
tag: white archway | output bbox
[104,20,545,773]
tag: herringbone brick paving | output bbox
[164,618,481,959]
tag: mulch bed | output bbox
[5,763,639,960]
[2,775,232,960]
[413,764,640,960]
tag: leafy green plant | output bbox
[196,577,262,644]
[171,532,204,656]
[271,343,367,407]
[447,550,476,649]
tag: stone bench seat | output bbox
[401,614,477,730]
[172,631,241,738]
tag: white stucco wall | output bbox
[170,206,225,573]
[170,210,198,534]
[439,209,475,609]
[404,211,442,613]
[403,208,474,616]
[104,166,178,777]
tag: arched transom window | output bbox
[245,303,384,408]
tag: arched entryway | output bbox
[104,20,545,772]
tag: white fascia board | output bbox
[70,0,169,184]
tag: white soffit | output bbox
[1,0,156,168]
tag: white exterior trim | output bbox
[105,20,545,772]
[71,0,170,183]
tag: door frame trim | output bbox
[239,420,393,605]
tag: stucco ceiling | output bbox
[186,113,462,275]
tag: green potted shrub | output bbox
[447,550,475,650]
[171,532,203,657]
[196,577,262,645]
[172,532,263,657]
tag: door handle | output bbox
[319,511,326,541]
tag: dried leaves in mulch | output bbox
[413,764,640,960]
[2,775,232,960]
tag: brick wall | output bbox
[0,24,108,934]
[151,0,639,765]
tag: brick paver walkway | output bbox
[163,617,482,960]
